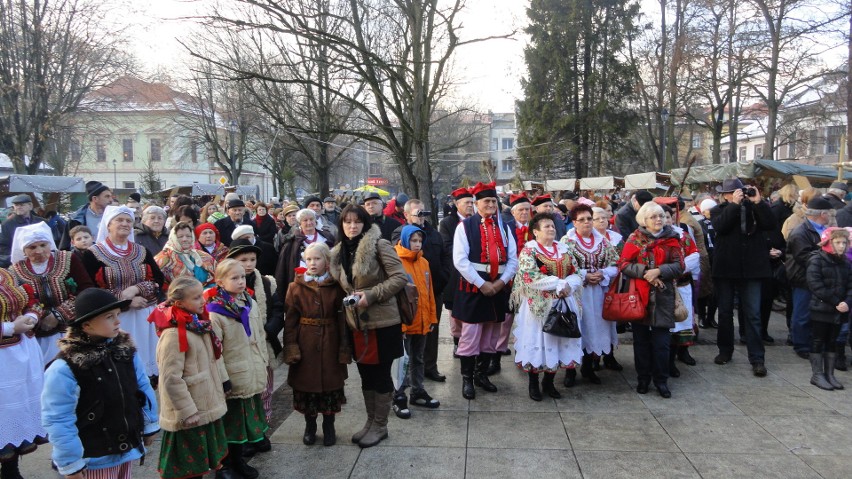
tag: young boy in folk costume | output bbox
[283,242,350,446]
[391,225,439,419]
[150,277,228,479]
[42,288,160,479]
[205,260,268,479]
[226,238,284,456]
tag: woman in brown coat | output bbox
[283,242,350,446]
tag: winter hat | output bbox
[399,224,424,249]
[820,227,850,254]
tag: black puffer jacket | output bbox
[710,200,776,280]
[785,220,821,289]
[806,249,852,324]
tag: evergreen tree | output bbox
[517,0,642,179]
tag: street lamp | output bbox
[229,119,238,185]
[112,159,117,190]
[660,108,669,168]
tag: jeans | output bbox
[716,279,765,363]
[398,334,427,395]
[791,288,813,354]
[632,324,670,386]
[836,314,850,346]
[423,301,442,373]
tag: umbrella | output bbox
[354,185,390,196]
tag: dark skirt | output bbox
[221,395,269,444]
[157,419,228,479]
[293,388,347,416]
[350,324,403,365]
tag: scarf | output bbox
[340,233,364,284]
[164,228,209,283]
[204,286,253,337]
[304,272,329,283]
[148,303,222,358]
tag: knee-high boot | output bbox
[322,414,336,446]
[351,390,375,443]
[669,349,681,378]
[825,353,844,390]
[460,355,476,399]
[359,392,391,448]
[474,354,498,392]
[528,372,542,401]
[0,457,22,479]
[541,372,561,398]
[580,353,601,384]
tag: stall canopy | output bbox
[229,185,260,197]
[670,159,852,186]
[523,179,576,191]
[579,176,615,190]
[0,175,85,194]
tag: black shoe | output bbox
[670,362,681,378]
[485,354,501,376]
[410,390,440,408]
[461,356,476,399]
[231,445,259,479]
[677,348,696,366]
[322,415,336,446]
[593,357,602,371]
[528,373,542,401]
[541,373,561,399]
[500,349,512,356]
[656,383,672,398]
[602,353,624,371]
[796,351,810,360]
[392,394,411,419]
[762,334,775,344]
[739,337,747,345]
[462,376,476,399]
[752,362,767,377]
[785,338,794,346]
[424,370,447,382]
[580,355,601,384]
[242,436,271,457]
[474,373,498,392]
[702,317,718,329]
[636,381,649,394]
[235,457,259,479]
[563,369,577,388]
[216,468,242,479]
[714,353,732,365]
[303,416,318,445]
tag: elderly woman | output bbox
[155,221,216,289]
[617,201,684,399]
[274,204,301,252]
[329,205,406,448]
[82,205,165,379]
[9,223,94,364]
[511,213,584,401]
[195,222,229,262]
[135,205,169,257]
[593,206,623,249]
[275,208,336,301]
[561,204,621,386]
[253,203,278,245]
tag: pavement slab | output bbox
[684,452,822,479]
[574,450,700,479]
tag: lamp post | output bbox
[229,119,237,185]
[112,159,117,190]
[660,108,669,169]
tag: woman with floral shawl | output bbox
[155,221,216,290]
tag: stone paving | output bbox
[19,312,852,478]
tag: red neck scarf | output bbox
[480,216,507,280]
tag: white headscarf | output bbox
[96,205,136,245]
[11,222,57,265]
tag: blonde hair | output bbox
[304,242,331,263]
[215,258,244,282]
[778,184,797,205]
[167,276,203,304]
[636,201,664,225]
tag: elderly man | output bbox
[614,190,653,239]
[822,181,847,210]
[710,179,776,377]
[439,187,475,356]
[392,199,451,382]
[786,197,835,360]
[453,182,518,399]
[361,192,401,241]
[532,194,566,239]
[59,181,113,250]
[0,194,46,267]
[322,196,341,227]
[214,198,255,247]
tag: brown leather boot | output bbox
[359,392,391,448]
[351,389,375,444]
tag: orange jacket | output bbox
[394,243,437,335]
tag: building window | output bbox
[150,139,161,162]
[491,138,498,151]
[70,139,81,163]
[501,158,515,172]
[123,181,135,189]
[826,126,843,155]
[692,134,702,149]
[721,149,730,162]
[754,144,764,159]
[96,138,106,162]
[190,139,198,163]
[122,139,133,162]
[368,162,381,176]
[738,147,747,161]
[501,138,514,150]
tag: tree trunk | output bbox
[847,12,852,163]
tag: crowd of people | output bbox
[1,175,852,479]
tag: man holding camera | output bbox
[392,199,452,382]
[709,179,776,377]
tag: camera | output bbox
[741,187,757,198]
[343,295,359,307]
[416,210,432,217]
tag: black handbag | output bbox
[542,298,581,338]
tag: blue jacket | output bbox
[42,352,159,475]
[59,204,91,251]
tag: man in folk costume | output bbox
[439,187,475,356]
[486,192,532,375]
[452,182,518,399]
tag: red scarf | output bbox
[617,231,684,307]
[480,216,507,280]
[148,303,222,358]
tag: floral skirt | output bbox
[293,388,346,416]
[157,419,228,479]
[221,395,269,444]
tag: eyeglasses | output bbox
[647,214,665,220]
[575,217,593,223]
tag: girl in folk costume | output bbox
[561,204,621,387]
[226,239,284,456]
[81,206,165,381]
[510,213,584,401]
[154,221,217,290]
[0,270,47,479]
[42,288,160,479]
[10,222,94,365]
[149,277,228,479]
[194,223,229,263]
[205,259,268,479]
[661,204,701,378]
[283,242,350,446]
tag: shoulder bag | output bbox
[542,297,581,338]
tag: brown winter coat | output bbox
[329,224,407,331]
[209,295,268,399]
[156,327,227,431]
[282,274,350,393]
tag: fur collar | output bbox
[58,331,136,370]
[331,224,382,290]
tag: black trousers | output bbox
[812,321,842,354]
[632,324,671,386]
[357,362,394,394]
[423,300,442,373]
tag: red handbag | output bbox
[602,271,646,322]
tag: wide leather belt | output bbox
[300,317,335,326]
[471,263,505,274]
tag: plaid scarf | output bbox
[204,286,253,337]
